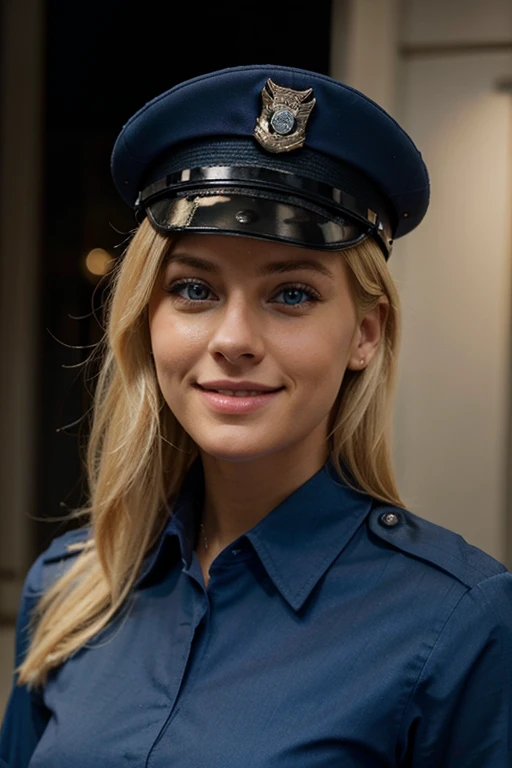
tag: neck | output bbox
[197,442,329,556]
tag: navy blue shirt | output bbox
[2,459,512,767]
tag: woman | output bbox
[1,64,511,767]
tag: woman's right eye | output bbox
[166,280,215,303]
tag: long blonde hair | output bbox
[18,220,403,687]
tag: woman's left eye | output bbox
[271,285,320,306]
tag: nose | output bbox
[207,293,265,365]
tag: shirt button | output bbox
[231,548,242,556]
[379,511,400,527]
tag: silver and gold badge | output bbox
[254,78,316,153]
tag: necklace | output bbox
[199,521,208,550]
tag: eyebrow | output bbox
[166,253,335,279]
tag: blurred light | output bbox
[85,248,113,277]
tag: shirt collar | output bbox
[137,457,374,612]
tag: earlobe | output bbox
[347,299,388,371]
[347,352,368,372]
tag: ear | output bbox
[346,298,389,371]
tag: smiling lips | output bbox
[195,382,284,413]
[210,389,273,397]
[197,380,283,395]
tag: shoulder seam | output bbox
[368,506,505,589]
[42,527,92,564]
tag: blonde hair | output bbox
[18,220,403,687]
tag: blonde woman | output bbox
[2,65,511,767]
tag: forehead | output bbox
[164,234,346,280]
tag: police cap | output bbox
[111,64,430,260]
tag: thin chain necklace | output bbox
[199,521,208,550]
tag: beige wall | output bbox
[331,0,401,114]
[403,0,512,46]
[396,47,512,562]
[333,0,512,565]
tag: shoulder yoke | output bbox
[367,505,507,589]
[39,527,92,592]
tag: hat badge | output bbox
[254,78,316,153]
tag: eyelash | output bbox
[164,278,322,308]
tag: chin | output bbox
[188,427,271,459]
[193,426,308,466]
[198,440,279,464]
[201,451,263,464]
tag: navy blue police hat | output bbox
[111,64,430,260]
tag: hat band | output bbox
[137,165,393,257]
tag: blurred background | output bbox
[1,0,511,716]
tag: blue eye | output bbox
[168,281,212,301]
[274,287,314,306]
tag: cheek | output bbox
[272,322,353,386]
[149,306,206,372]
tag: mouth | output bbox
[196,387,284,397]
[193,383,284,413]
[195,383,284,397]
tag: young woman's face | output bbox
[148,234,374,464]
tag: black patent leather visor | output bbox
[138,165,393,257]
[146,193,370,251]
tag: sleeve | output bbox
[0,552,51,768]
[400,571,512,767]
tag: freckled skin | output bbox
[148,234,380,470]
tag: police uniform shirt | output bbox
[1,457,512,767]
